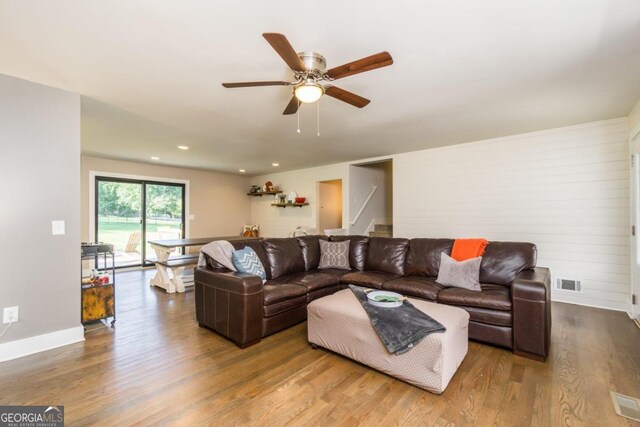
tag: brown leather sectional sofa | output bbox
[194,235,551,361]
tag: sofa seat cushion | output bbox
[437,284,511,311]
[383,276,445,302]
[292,272,340,292]
[307,285,340,303]
[340,270,401,289]
[263,295,308,317]
[268,272,339,291]
[263,283,307,305]
[308,268,357,281]
[451,305,512,327]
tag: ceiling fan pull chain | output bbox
[297,99,301,134]
[317,100,320,137]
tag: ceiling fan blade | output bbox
[326,52,393,80]
[222,81,290,88]
[283,96,300,115]
[263,33,306,72]
[324,86,371,108]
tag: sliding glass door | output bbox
[144,183,184,260]
[96,177,185,268]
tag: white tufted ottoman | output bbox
[307,289,470,394]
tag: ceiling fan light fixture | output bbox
[294,81,324,104]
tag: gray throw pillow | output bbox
[436,252,482,291]
[318,240,351,270]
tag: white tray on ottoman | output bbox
[307,289,470,394]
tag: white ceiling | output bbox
[1,0,640,175]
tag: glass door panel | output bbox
[96,179,143,268]
[144,183,185,263]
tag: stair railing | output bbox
[350,185,377,226]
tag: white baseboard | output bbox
[0,326,85,363]
[551,295,631,313]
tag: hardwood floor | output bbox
[1,269,639,426]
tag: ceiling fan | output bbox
[222,33,393,115]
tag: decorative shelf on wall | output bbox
[271,203,309,208]
[247,191,283,197]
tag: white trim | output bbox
[0,326,84,362]
[630,133,640,320]
[551,294,631,313]
[364,218,377,235]
[89,170,190,242]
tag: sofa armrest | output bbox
[511,267,552,361]
[194,267,263,348]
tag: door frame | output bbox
[89,171,190,267]
[630,127,640,319]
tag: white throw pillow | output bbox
[436,252,482,291]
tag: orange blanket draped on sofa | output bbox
[451,238,489,261]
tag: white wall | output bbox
[394,118,630,311]
[81,156,251,244]
[250,164,349,237]
[349,162,391,235]
[0,74,83,359]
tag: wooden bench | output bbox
[148,254,199,293]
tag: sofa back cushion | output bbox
[365,237,409,275]
[296,235,323,271]
[480,242,537,285]
[263,238,306,279]
[329,235,369,270]
[229,239,271,280]
[405,238,455,277]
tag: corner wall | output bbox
[349,162,392,235]
[250,164,349,237]
[0,74,82,358]
[394,118,630,311]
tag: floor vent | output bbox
[610,391,640,422]
[555,278,582,292]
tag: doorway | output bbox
[95,176,185,268]
[318,179,343,234]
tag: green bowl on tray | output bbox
[367,291,404,308]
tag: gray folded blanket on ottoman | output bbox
[349,285,446,355]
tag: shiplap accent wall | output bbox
[394,118,630,311]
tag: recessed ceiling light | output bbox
[177,145,189,150]
[151,156,160,160]
[239,169,246,173]
[272,163,279,167]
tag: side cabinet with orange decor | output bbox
[80,245,116,327]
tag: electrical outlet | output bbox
[3,306,19,324]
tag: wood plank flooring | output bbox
[1,269,639,426]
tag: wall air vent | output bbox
[555,278,582,293]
